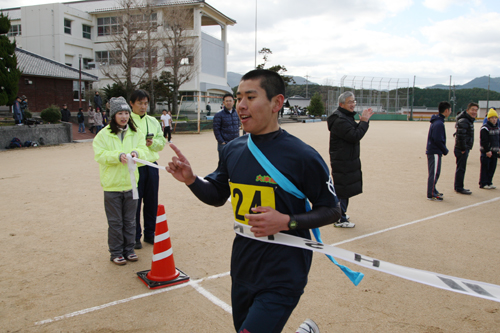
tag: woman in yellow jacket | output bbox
[93,96,149,265]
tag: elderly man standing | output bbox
[327,92,374,228]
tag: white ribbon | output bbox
[132,157,166,170]
[126,153,139,199]
[234,221,500,303]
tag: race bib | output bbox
[229,182,275,224]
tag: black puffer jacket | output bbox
[454,111,475,151]
[327,107,369,198]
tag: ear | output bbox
[271,94,285,114]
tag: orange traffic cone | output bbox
[137,205,189,289]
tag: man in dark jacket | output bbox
[327,91,374,228]
[60,104,71,122]
[426,101,451,201]
[94,91,103,111]
[453,102,478,194]
[213,93,240,158]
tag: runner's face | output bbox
[130,98,148,116]
[223,96,234,110]
[236,79,282,135]
[115,111,130,128]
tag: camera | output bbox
[146,133,154,140]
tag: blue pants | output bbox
[135,164,159,241]
[479,153,498,187]
[232,280,301,333]
[338,197,349,222]
[427,154,442,198]
[78,123,85,133]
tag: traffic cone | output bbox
[137,205,189,289]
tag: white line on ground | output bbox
[34,197,499,326]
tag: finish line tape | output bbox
[132,157,166,170]
[234,221,500,303]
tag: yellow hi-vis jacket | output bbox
[130,112,166,163]
[93,125,149,192]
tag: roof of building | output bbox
[478,100,500,108]
[16,48,98,81]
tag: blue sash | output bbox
[246,134,363,286]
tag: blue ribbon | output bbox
[246,134,364,286]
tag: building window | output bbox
[180,91,196,101]
[97,16,122,36]
[95,50,121,65]
[64,19,72,34]
[83,58,95,70]
[130,12,158,32]
[73,81,85,101]
[65,63,73,67]
[132,49,157,68]
[165,55,194,66]
[82,25,91,39]
[8,24,21,37]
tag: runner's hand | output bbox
[166,143,196,185]
[246,206,289,237]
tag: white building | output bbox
[478,100,500,119]
[3,0,236,110]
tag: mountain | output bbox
[427,76,500,93]
[227,71,319,88]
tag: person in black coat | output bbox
[94,91,103,111]
[60,104,71,122]
[327,91,374,228]
[453,102,478,194]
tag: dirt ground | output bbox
[1,120,499,333]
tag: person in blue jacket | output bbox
[426,101,451,201]
[213,93,240,159]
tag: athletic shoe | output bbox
[334,221,355,228]
[111,256,126,265]
[126,253,138,261]
[134,240,142,249]
[296,318,320,333]
[456,189,472,195]
[427,196,443,201]
[480,185,491,189]
[490,185,496,189]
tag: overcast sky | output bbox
[2,0,500,87]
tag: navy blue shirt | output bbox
[205,130,336,296]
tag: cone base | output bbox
[137,268,190,289]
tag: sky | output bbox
[2,0,500,88]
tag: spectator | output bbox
[206,101,211,116]
[426,101,451,201]
[327,91,374,227]
[77,108,86,133]
[160,109,172,143]
[61,104,71,122]
[13,96,23,125]
[94,91,103,111]
[88,106,96,133]
[479,108,499,189]
[213,93,240,159]
[453,102,478,194]
[129,89,167,249]
[92,96,148,265]
[94,107,103,134]
[20,95,28,121]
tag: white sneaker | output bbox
[334,221,355,228]
[296,318,320,333]
[490,185,496,189]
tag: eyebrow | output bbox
[236,90,258,95]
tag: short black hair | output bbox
[240,69,285,101]
[438,101,451,114]
[467,102,479,110]
[223,93,234,101]
[130,89,150,103]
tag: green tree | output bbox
[256,47,295,87]
[102,83,127,101]
[0,13,21,106]
[308,92,325,116]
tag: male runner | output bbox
[166,69,340,333]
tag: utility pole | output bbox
[78,54,82,109]
[410,75,415,121]
[448,75,452,102]
[487,74,491,112]
[254,0,257,68]
[305,74,309,99]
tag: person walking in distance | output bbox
[426,101,451,201]
[479,108,500,189]
[453,102,478,194]
[327,91,374,228]
[160,109,172,143]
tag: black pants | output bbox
[479,152,498,187]
[427,154,442,198]
[135,164,159,241]
[163,126,172,142]
[454,148,470,191]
